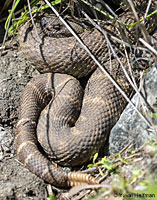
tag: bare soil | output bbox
[0,35,49,199]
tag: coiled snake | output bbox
[15,0,157,187]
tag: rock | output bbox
[109,65,157,154]
[0,126,14,160]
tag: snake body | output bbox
[16,59,131,187]
[18,15,113,78]
[15,0,157,187]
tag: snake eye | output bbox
[53,24,61,31]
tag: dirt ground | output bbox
[0,33,50,199]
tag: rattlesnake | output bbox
[15,0,157,187]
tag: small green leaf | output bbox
[116,153,129,164]
[7,0,63,35]
[127,149,136,154]
[49,194,56,200]
[87,164,94,168]
[132,169,142,176]
[101,160,113,171]
[93,153,98,164]
[5,0,21,30]
[98,168,104,176]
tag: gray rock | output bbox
[109,65,157,154]
[0,126,14,160]
[0,126,13,149]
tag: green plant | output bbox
[5,0,63,35]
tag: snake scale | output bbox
[15,0,157,187]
